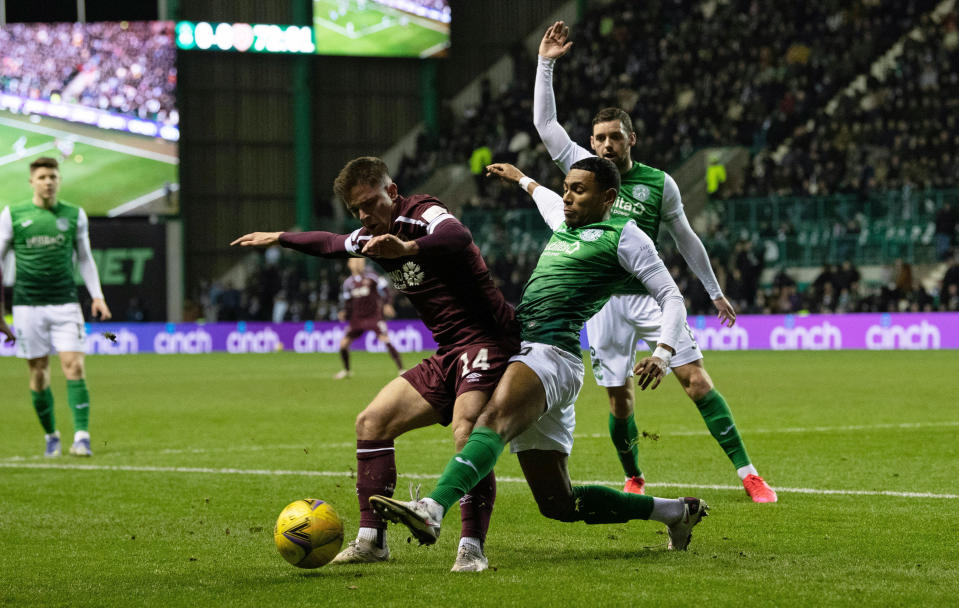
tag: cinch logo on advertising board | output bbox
[1,314,955,356]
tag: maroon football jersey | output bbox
[341,195,518,351]
[341,270,389,324]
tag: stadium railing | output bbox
[460,189,958,268]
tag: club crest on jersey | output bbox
[56,217,70,231]
[579,228,603,242]
[389,261,425,291]
[632,185,650,202]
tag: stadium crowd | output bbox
[192,1,959,323]
[745,9,959,197]
[396,0,939,190]
[0,21,177,124]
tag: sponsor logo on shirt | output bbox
[20,219,33,228]
[542,240,580,256]
[389,261,425,291]
[613,195,644,216]
[25,234,66,248]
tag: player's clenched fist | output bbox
[485,163,525,183]
[361,234,418,258]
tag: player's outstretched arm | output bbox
[486,163,564,230]
[230,232,283,247]
[533,23,589,172]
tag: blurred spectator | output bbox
[123,297,147,322]
[943,251,959,298]
[935,202,957,260]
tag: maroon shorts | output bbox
[401,342,516,426]
[345,320,388,342]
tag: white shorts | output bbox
[585,293,702,387]
[508,341,584,455]
[12,303,86,359]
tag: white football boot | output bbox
[330,538,390,564]
[666,497,709,550]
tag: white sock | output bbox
[649,497,685,525]
[422,497,445,519]
[74,430,90,442]
[45,431,60,440]
[458,537,483,553]
[357,526,385,548]
[737,464,758,480]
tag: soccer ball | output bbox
[273,499,344,568]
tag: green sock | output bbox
[66,379,90,432]
[31,388,56,434]
[429,427,505,511]
[695,389,750,469]
[609,413,642,478]
[571,485,654,523]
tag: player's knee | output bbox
[684,372,713,401]
[606,386,634,417]
[474,405,514,439]
[535,494,578,522]
[451,420,475,450]
[62,359,85,379]
[29,367,50,388]
[354,407,388,439]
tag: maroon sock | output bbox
[340,348,350,371]
[459,471,496,544]
[385,343,404,369]
[356,439,396,529]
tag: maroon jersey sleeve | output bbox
[373,195,519,351]
[279,230,366,258]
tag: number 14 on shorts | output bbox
[460,348,491,377]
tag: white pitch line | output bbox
[0,116,178,164]
[1,461,956,499]
[0,142,56,166]
[419,40,450,58]
[107,182,179,217]
[577,420,959,439]
[3,420,952,462]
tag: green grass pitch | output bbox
[0,113,177,216]
[313,0,449,57]
[1,350,957,606]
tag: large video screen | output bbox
[0,21,178,217]
[313,0,450,58]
